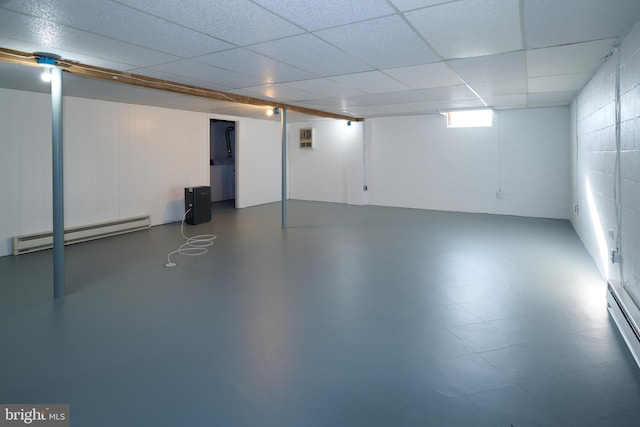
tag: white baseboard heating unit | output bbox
[12,215,151,255]
[607,281,640,369]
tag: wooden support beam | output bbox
[0,47,364,122]
[0,47,40,67]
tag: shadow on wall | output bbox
[162,199,185,224]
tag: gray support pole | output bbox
[362,122,367,191]
[281,107,287,229]
[51,66,65,299]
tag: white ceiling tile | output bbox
[388,0,454,12]
[0,36,134,71]
[329,71,409,94]
[251,0,395,31]
[343,104,415,117]
[447,51,526,83]
[5,0,233,57]
[527,91,577,107]
[336,106,386,116]
[283,78,366,98]
[342,93,400,107]
[383,62,462,89]
[113,0,304,45]
[524,0,640,48]
[297,98,359,110]
[370,91,434,105]
[395,85,479,102]
[402,99,486,113]
[1,0,637,118]
[132,69,231,91]
[527,39,615,77]
[468,79,527,97]
[483,94,527,109]
[197,49,316,84]
[346,85,477,107]
[0,10,178,67]
[147,60,263,89]
[315,15,441,69]
[406,0,522,59]
[248,34,372,76]
[231,84,317,102]
[528,73,593,93]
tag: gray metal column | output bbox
[281,107,287,228]
[51,66,65,299]
[362,122,367,191]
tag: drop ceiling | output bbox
[1,0,639,120]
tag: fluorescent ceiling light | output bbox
[443,109,493,128]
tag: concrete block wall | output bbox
[571,18,640,305]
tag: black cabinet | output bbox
[184,186,211,225]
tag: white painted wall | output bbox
[571,18,640,305]
[235,117,281,208]
[0,90,52,257]
[287,120,364,205]
[287,108,569,218]
[365,109,570,218]
[0,89,281,257]
[71,97,210,226]
[0,88,570,259]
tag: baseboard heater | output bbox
[607,281,640,369]
[12,215,151,256]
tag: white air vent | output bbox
[299,127,315,148]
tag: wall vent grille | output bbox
[299,128,314,148]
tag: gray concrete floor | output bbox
[1,201,639,426]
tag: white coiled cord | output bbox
[165,209,217,267]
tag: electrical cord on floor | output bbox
[165,208,217,267]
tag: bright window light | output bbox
[445,109,493,128]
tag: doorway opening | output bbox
[210,119,236,208]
